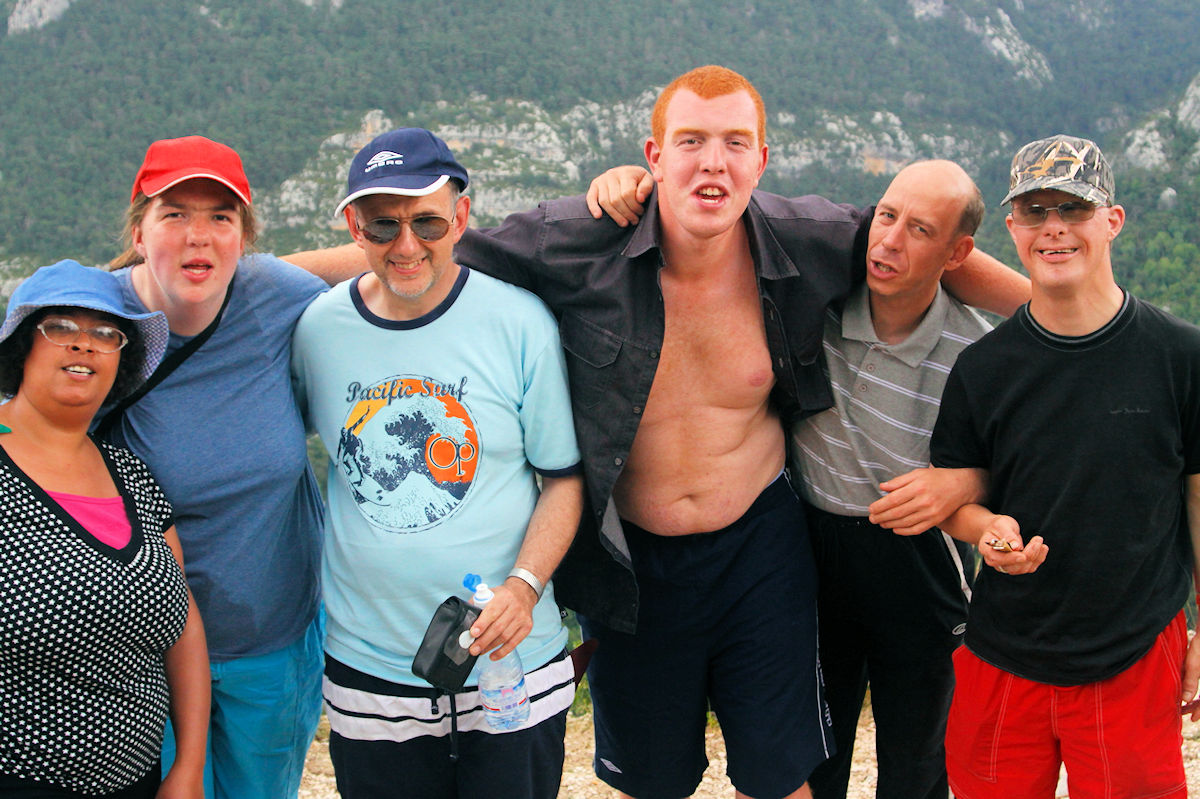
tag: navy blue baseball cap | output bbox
[335,128,469,216]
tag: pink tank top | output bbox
[47,491,132,549]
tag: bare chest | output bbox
[649,267,774,411]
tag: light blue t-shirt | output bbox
[291,268,580,686]
[110,253,327,661]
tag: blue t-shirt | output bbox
[109,253,327,661]
[291,268,580,686]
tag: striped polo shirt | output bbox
[790,282,990,516]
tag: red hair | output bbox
[651,65,766,146]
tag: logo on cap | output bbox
[365,151,405,173]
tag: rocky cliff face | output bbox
[256,88,1015,249]
[7,0,71,34]
[905,0,1116,88]
[2,0,1196,278]
[1122,71,1200,172]
[6,0,344,32]
[964,8,1053,88]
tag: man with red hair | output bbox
[449,65,1024,799]
[290,65,1025,799]
[649,64,767,146]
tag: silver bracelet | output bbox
[507,567,545,600]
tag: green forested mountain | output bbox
[2,0,1200,318]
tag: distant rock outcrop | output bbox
[964,9,1053,87]
[7,0,72,34]
[1122,70,1200,172]
[907,1,1056,87]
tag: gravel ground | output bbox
[299,706,1200,798]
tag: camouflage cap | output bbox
[1001,135,1115,206]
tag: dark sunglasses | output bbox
[1010,200,1099,228]
[359,215,453,244]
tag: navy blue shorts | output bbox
[579,475,833,799]
[805,504,971,799]
[329,719,566,799]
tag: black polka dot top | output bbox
[0,439,189,794]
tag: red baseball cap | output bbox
[130,135,252,205]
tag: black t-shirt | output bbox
[931,293,1200,685]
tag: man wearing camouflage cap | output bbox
[928,134,1200,797]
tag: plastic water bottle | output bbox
[463,574,531,730]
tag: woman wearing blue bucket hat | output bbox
[0,260,210,798]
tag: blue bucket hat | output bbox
[0,260,169,386]
[334,128,469,217]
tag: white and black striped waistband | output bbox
[323,650,575,742]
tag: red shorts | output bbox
[946,611,1188,799]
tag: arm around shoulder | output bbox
[942,248,1030,317]
[281,243,365,286]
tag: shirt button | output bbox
[858,384,867,393]
[650,351,659,360]
[866,364,875,372]
[614,457,624,466]
[632,405,643,415]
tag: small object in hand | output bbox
[0,424,9,434]
[987,538,1015,552]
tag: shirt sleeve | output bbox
[1178,322,1200,474]
[244,253,328,324]
[455,209,547,292]
[116,446,176,535]
[518,311,581,476]
[289,305,313,432]
[929,364,987,469]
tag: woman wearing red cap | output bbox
[102,136,328,799]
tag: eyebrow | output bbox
[878,203,938,234]
[672,126,755,140]
[358,198,456,217]
[159,199,238,212]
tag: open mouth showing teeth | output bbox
[698,188,724,199]
[64,366,94,375]
[873,262,896,273]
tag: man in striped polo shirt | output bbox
[791,160,1014,799]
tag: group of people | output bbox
[1,62,1197,799]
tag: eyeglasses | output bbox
[358,215,453,244]
[36,317,128,353]
[1010,200,1100,228]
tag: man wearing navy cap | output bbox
[290,128,584,798]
